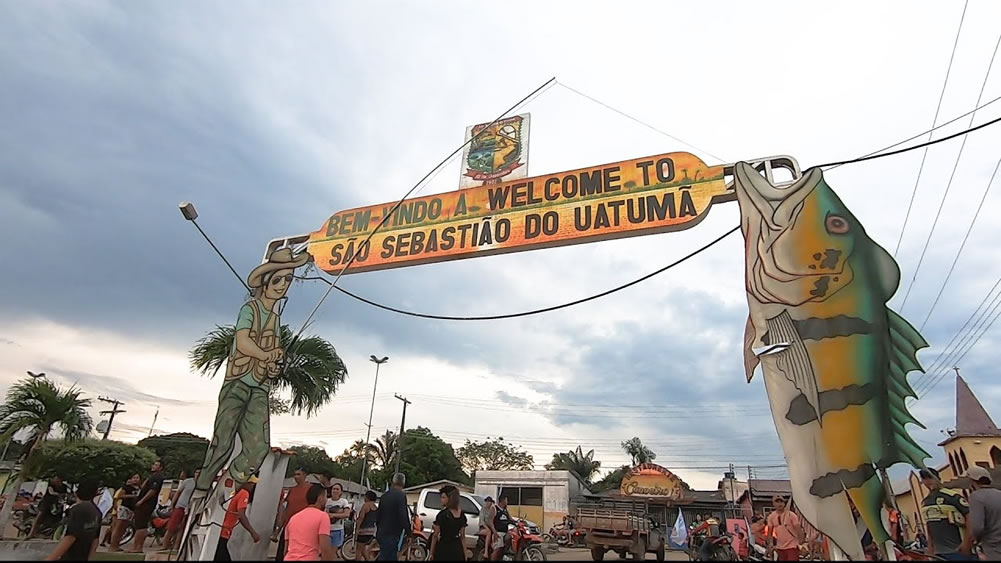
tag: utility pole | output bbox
[148,406,160,437]
[360,356,389,488]
[394,394,411,475]
[97,397,126,440]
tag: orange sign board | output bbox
[619,463,686,499]
[308,151,728,275]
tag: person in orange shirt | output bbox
[216,477,261,561]
[766,496,802,562]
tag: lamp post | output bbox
[360,355,388,488]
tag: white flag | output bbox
[670,511,688,547]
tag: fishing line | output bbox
[288,76,557,342]
[303,107,1001,322]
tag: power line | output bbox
[305,111,1001,322]
[289,77,557,345]
[914,278,1001,393]
[889,0,969,258]
[918,153,1001,331]
[556,81,728,163]
[822,93,1001,171]
[912,278,1001,396]
[899,25,999,312]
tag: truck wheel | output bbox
[632,538,646,560]
[590,547,606,561]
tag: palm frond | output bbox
[188,325,235,377]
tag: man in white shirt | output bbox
[325,482,352,558]
[163,469,199,550]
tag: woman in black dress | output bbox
[431,485,467,561]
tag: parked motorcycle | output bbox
[13,499,66,540]
[147,503,172,547]
[472,519,546,561]
[687,532,736,561]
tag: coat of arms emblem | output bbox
[460,113,530,187]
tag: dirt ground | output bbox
[548,546,691,561]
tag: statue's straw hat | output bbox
[248,248,310,288]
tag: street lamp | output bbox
[26,371,45,379]
[360,355,389,488]
[178,201,250,292]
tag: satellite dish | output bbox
[96,421,110,434]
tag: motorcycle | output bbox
[688,532,736,561]
[147,503,172,547]
[13,499,66,540]
[472,519,546,561]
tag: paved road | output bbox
[548,546,690,561]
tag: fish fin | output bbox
[766,311,821,423]
[879,308,931,469]
[744,316,759,382]
[870,237,902,301]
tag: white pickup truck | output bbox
[415,488,541,542]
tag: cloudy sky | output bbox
[2,1,1001,490]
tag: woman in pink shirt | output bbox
[284,484,334,561]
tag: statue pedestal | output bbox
[180,449,291,561]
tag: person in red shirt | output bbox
[216,477,261,561]
[284,484,334,562]
[274,468,311,561]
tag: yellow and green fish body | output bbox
[736,163,928,559]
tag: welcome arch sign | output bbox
[193,144,932,562]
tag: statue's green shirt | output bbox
[232,301,279,388]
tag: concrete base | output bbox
[0,539,58,561]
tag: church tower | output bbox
[937,373,1001,480]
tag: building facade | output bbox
[474,470,590,531]
[893,375,1001,541]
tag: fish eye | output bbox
[826,215,850,234]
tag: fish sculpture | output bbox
[734,162,929,560]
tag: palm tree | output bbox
[0,377,93,537]
[367,430,398,469]
[189,324,348,417]
[545,446,601,483]
[621,437,656,466]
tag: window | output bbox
[499,487,520,506]
[498,486,543,506]
[460,496,479,516]
[949,452,959,477]
[960,449,970,472]
[991,446,1001,468]
[423,492,442,510]
[520,487,543,506]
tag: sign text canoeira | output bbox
[308,152,729,275]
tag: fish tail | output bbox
[846,474,890,545]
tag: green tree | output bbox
[620,437,656,465]
[30,439,156,487]
[591,465,630,493]
[189,325,348,416]
[545,446,601,483]
[394,427,469,487]
[137,433,210,478]
[333,447,369,487]
[286,444,338,477]
[456,437,533,475]
[367,430,398,470]
[0,377,93,536]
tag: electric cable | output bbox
[899,26,1000,312]
[822,93,1001,171]
[918,153,1001,331]
[557,81,728,163]
[289,77,557,342]
[303,111,1001,322]
[300,225,738,321]
[888,0,969,258]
